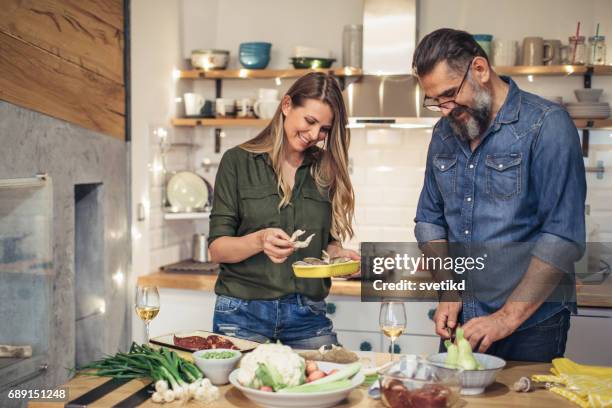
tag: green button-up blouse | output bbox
[208,146,333,301]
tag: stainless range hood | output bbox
[343,0,439,127]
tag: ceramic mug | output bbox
[215,98,236,117]
[522,37,552,66]
[236,98,254,118]
[543,39,563,65]
[184,93,205,116]
[254,99,279,119]
[492,40,518,66]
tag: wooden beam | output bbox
[0,31,125,140]
[0,0,124,84]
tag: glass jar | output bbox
[568,35,586,64]
[588,35,606,65]
[378,355,463,408]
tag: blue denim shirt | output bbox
[415,77,586,330]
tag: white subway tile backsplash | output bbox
[366,129,402,145]
[382,187,421,207]
[383,227,416,242]
[163,222,196,247]
[151,244,191,271]
[353,225,384,243]
[354,185,386,205]
[349,166,366,186]
[353,207,367,225]
[150,228,164,250]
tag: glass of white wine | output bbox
[135,286,160,344]
[379,301,407,361]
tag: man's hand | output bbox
[260,228,295,263]
[434,301,462,338]
[462,310,520,352]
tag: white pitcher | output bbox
[254,99,279,119]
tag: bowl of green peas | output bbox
[192,349,242,385]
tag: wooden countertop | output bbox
[138,271,612,308]
[29,353,575,408]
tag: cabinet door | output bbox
[327,296,381,332]
[402,302,438,336]
[147,289,217,338]
[336,330,383,353]
[327,296,437,336]
[566,307,612,365]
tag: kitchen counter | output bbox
[138,270,612,308]
[29,353,575,408]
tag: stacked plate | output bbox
[565,88,610,119]
[565,102,610,119]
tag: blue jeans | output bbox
[212,294,338,349]
[439,309,571,362]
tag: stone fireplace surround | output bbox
[0,101,130,407]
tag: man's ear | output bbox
[472,56,490,84]
[281,95,292,116]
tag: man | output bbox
[413,28,586,362]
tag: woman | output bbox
[208,72,358,349]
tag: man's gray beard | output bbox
[448,81,492,142]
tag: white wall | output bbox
[182,0,364,68]
[131,0,189,343]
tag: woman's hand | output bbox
[260,228,295,263]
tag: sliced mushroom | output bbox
[293,233,315,249]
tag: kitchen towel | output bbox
[532,358,612,407]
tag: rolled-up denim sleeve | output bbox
[531,108,586,273]
[208,149,240,245]
[415,133,448,244]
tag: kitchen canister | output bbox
[193,233,209,262]
[491,40,518,66]
[342,24,363,68]
[473,34,493,58]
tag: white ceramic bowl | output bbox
[574,88,603,102]
[229,361,364,408]
[427,353,506,395]
[192,349,242,385]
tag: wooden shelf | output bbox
[171,117,268,127]
[573,119,612,129]
[178,65,612,79]
[178,67,363,79]
[163,211,210,220]
[172,117,612,129]
[494,65,612,76]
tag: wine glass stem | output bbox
[390,339,395,362]
[145,322,150,344]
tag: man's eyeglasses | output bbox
[423,59,473,112]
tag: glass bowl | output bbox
[378,355,462,408]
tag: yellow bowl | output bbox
[292,261,360,278]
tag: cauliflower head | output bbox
[237,343,305,389]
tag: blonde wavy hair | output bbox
[240,72,354,242]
